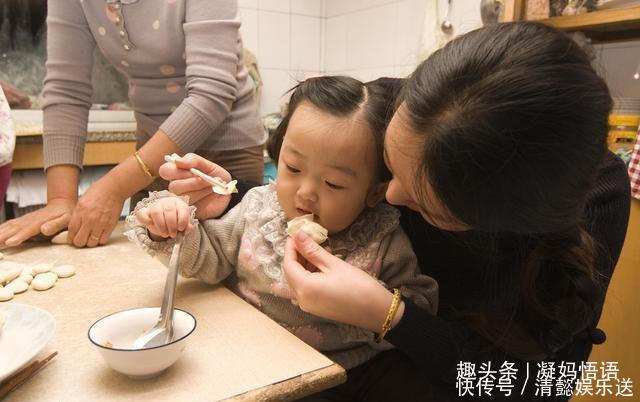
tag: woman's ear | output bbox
[366,182,388,207]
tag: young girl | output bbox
[125,76,437,370]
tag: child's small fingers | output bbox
[136,209,152,225]
[149,206,168,238]
[186,222,195,235]
[163,205,178,238]
[176,205,190,232]
[147,224,162,238]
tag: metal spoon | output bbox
[132,232,184,349]
[441,0,453,33]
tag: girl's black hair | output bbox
[0,0,46,48]
[402,22,611,358]
[267,76,404,182]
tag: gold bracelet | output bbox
[134,152,155,179]
[376,288,401,343]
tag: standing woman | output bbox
[0,0,264,248]
[282,22,631,400]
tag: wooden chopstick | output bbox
[0,351,58,398]
[163,154,237,194]
[164,154,219,185]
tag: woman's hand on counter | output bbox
[159,153,232,220]
[66,179,125,248]
[0,198,76,246]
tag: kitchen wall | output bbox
[238,0,325,116]
[241,0,640,115]
[323,0,427,81]
[245,0,484,115]
[238,0,435,115]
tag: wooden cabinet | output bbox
[538,5,640,41]
[508,1,640,41]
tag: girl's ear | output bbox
[366,182,388,207]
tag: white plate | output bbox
[0,303,56,382]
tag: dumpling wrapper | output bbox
[51,230,68,244]
[286,214,328,244]
[164,153,238,195]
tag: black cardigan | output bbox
[386,151,631,400]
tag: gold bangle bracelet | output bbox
[376,288,401,343]
[134,152,155,179]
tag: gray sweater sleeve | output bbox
[159,0,245,152]
[176,198,248,284]
[41,0,95,169]
[378,228,439,314]
[124,190,248,285]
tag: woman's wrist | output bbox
[46,164,80,202]
[101,156,155,199]
[362,283,404,333]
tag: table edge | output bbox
[224,363,346,402]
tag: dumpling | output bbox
[286,214,328,244]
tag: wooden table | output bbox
[1,224,345,401]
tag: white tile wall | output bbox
[240,0,324,115]
[324,15,347,72]
[260,69,294,115]
[258,11,291,69]
[259,0,291,13]
[325,0,352,18]
[324,0,429,77]
[240,0,640,116]
[291,15,322,72]
[238,0,258,8]
[239,8,258,56]
[291,0,324,17]
[395,0,427,66]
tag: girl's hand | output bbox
[159,153,232,220]
[135,196,194,240]
[283,232,405,333]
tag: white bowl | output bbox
[88,307,196,379]
[0,303,56,382]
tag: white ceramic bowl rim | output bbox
[87,307,197,352]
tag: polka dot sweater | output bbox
[41,0,265,169]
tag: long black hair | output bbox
[402,22,611,358]
[267,76,403,182]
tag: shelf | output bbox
[536,6,640,41]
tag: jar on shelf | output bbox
[609,114,640,144]
[608,98,640,151]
